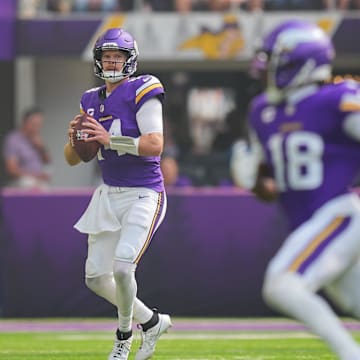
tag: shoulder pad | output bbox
[84,86,102,94]
[134,74,164,105]
[338,81,360,112]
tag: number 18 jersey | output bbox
[249,80,360,229]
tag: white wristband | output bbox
[109,136,140,156]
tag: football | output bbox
[71,114,100,162]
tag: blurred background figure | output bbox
[73,0,121,11]
[2,107,52,190]
[18,0,44,17]
[265,0,320,10]
[322,0,359,9]
[160,156,193,187]
[161,156,180,186]
[47,0,73,12]
[212,107,248,153]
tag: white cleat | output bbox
[108,336,133,360]
[135,313,172,360]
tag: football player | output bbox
[232,20,360,359]
[64,28,171,360]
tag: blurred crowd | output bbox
[19,0,360,16]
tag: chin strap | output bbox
[110,136,140,156]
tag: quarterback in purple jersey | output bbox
[64,28,171,360]
[232,20,360,359]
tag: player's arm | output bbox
[252,163,278,202]
[137,97,163,156]
[108,98,164,156]
[64,115,82,166]
[230,131,278,202]
[342,109,360,141]
[5,156,26,179]
[343,112,360,142]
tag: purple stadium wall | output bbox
[0,188,288,317]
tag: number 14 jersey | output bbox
[79,75,165,192]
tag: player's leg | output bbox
[83,232,161,325]
[325,257,360,319]
[113,259,137,333]
[83,231,133,360]
[85,267,155,326]
[263,272,360,360]
[263,194,360,360]
[111,188,171,360]
[84,231,118,302]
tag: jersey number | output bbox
[97,119,124,160]
[268,132,324,191]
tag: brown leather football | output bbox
[71,114,100,162]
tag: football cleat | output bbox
[108,336,133,360]
[135,312,172,360]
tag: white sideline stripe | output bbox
[52,332,316,341]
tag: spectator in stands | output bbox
[47,0,73,12]
[172,0,244,12]
[241,0,264,11]
[172,0,207,12]
[212,108,248,153]
[323,0,360,9]
[172,0,259,12]
[143,0,175,11]
[265,0,323,10]
[161,156,193,187]
[73,0,121,11]
[161,156,179,186]
[207,0,246,11]
[2,107,52,189]
[18,0,44,17]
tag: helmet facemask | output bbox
[250,21,334,103]
[267,26,334,93]
[93,28,139,83]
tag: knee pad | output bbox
[85,274,111,295]
[113,260,137,284]
[115,243,138,263]
[262,272,308,309]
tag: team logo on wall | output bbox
[178,14,244,60]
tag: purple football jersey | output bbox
[249,81,360,229]
[80,75,165,192]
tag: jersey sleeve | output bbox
[339,81,360,141]
[134,75,165,111]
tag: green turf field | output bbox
[0,318,358,359]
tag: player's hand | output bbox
[68,114,83,147]
[253,177,278,202]
[82,117,110,146]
